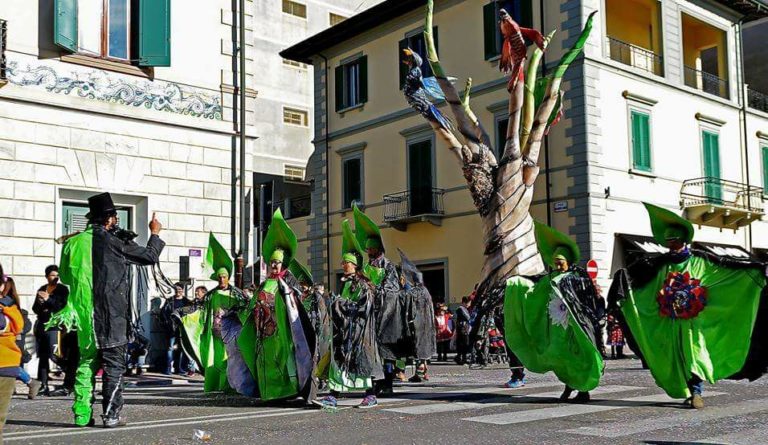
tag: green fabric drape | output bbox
[504,274,603,392]
[617,255,764,398]
[237,279,300,401]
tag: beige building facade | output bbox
[283,0,768,304]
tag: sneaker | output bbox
[102,415,127,428]
[504,378,525,389]
[27,379,42,399]
[356,395,378,409]
[314,395,337,409]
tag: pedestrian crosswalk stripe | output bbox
[384,385,643,415]
[463,391,727,425]
[445,381,560,394]
[698,426,768,445]
[565,395,762,438]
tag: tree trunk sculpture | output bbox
[409,1,595,316]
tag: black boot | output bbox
[559,386,573,401]
[573,391,591,403]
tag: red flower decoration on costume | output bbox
[657,271,707,320]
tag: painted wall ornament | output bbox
[6,59,222,120]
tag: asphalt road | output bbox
[4,358,768,445]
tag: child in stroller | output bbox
[470,311,508,367]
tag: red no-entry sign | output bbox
[586,259,598,280]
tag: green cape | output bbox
[205,233,233,280]
[504,274,604,391]
[644,202,694,245]
[535,221,580,268]
[262,209,298,268]
[617,255,765,398]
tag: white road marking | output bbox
[385,385,643,415]
[2,408,282,439]
[463,392,727,425]
[698,426,768,445]
[566,397,768,438]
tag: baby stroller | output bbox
[469,314,508,368]
[486,326,508,364]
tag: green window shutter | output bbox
[702,131,722,202]
[335,65,344,112]
[358,56,368,104]
[138,0,172,67]
[398,38,408,90]
[483,2,499,60]
[762,146,768,191]
[54,0,78,52]
[630,111,651,172]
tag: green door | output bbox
[408,140,434,216]
[702,131,722,203]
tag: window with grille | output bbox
[330,13,347,26]
[282,0,307,18]
[62,202,132,234]
[284,165,306,181]
[283,107,309,126]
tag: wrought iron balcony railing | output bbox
[680,177,764,228]
[383,188,445,227]
[684,66,729,100]
[0,20,7,85]
[272,194,311,220]
[748,88,768,114]
[606,37,664,76]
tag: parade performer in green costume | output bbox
[609,203,767,409]
[49,193,165,427]
[353,206,407,395]
[317,220,382,409]
[180,233,247,393]
[235,209,316,402]
[504,222,604,403]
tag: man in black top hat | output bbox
[50,192,165,428]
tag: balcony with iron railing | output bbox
[748,88,768,114]
[680,177,764,229]
[0,19,7,87]
[383,187,445,231]
[683,66,729,100]
[606,37,664,77]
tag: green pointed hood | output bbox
[262,208,298,269]
[353,205,384,252]
[342,219,364,265]
[205,232,233,280]
[534,221,580,267]
[643,202,694,245]
[288,258,313,286]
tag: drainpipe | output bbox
[735,18,753,250]
[539,0,552,227]
[237,0,248,286]
[319,53,332,287]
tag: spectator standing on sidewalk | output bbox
[607,311,626,359]
[454,297,472,365]
[164,283,194,376]
[33,265,69,396]
[0,273,42,399]
[434,304,453,362]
